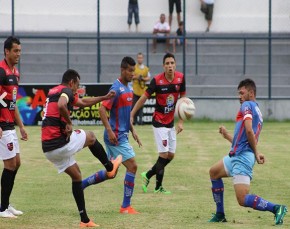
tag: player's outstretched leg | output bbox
[274,205,288,225]
[88,138,122,178]
[82,155,122,189]
[208,178,227,222]
[82,170,107,190]
[244,194,287,225]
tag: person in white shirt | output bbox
[152,13,170,53]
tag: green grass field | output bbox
[1,121,290,229]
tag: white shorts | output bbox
[153,127,176,153]
[0,129,19,160]
[45,129,86,173]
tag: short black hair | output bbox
[62,69,80,84]
[121,56,136,69]
[163,53,175,64]
[238,78,256,96]
[4,36,21,54]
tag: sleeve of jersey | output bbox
[241,102,253,121]
[61,88,75,104]
[180,75,186,96]
[145,78,156,98]
[0,68,5,85]
[102,86,116,110]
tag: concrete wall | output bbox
[1,0,290,33]
[194,99,290,120]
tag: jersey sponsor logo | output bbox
[161,88,168,91]
[7,142,13,151]
[12,87,17,102]
[164,94,175,113]
[162,140,167,147]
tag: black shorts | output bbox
[156,37,167,43]
[169,0,181,14]
[204,4,214,21]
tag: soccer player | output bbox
[83,57,142,214]
[0,36,27,218]
[208,79,287,225]
[131,53,186,194]
[41,69,122,228]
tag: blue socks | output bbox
[82,170,107,190]
[122,172,135,208]
[244,194,276,212]
[211,178,224,214]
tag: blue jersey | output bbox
[102,78,133,145]
[229,101,263,156]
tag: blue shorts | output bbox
[105,141,135,162]
[223,151,255,180]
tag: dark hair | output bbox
[121,56,136,69]
[4,36,21,54]
[61,69,80,84]
[163,53,175,64]
[238,78,256,96]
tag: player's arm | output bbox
[244,119,265,164]
[58,93,72,140]
[130,123,142,147]
[130,94,148,124]
[99,104,118,145]
[14,106,28,141]
[75,90,115,108]
[219,126,233,143]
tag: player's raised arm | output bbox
[75,90,115,108]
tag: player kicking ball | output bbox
[41,69,122,228]
[208,78,287,225]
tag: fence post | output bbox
[97,0,101,83]
[268,0,272,99]
[66,38,70,69]
[182,0,186,78]
[12,0,15,35]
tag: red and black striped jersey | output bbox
[145,71,186,128]
[41,84,78,152]
[0,59,20,130]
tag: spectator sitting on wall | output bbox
[172,21,186,53]
[152,13,170,53]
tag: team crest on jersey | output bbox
[7,142,13,151]
[74,129,81,134]
[120,87,125,92]
[175,85,180,91]
[177,78,181,82]
[159,80,163,84]
[166,94,174,107]
[162,140,167,147]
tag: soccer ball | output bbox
[175,97,196,121]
